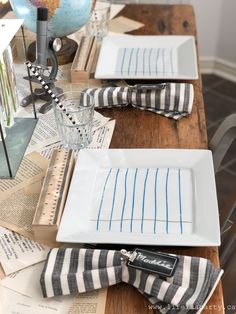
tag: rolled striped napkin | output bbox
[40,248,223,314]
[82,83,194,120]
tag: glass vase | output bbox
[0,45,19,128]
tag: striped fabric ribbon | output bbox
[82,83,194,120]
[40,248,223,314]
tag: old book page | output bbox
[0,286,107,314]
[1,261,107,314]
[109,16,144,33]
[0,285,74,314]
[0,152,49,239]
[69,290,107,314]
[26,111,111,155]
[39,120,116,160]
[0,227,49,275]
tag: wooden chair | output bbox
[209,113,236,267]
[209,114,236,312]
[220,214,236,267]
[209,113,236,173]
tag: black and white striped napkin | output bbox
[82,83,194,120]
[40,248,223,314]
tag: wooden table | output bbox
[99,4,224,314]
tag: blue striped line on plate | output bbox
[120,48,127,76]
[135,48,140,76]
[141,169,149,233]
[127,48,134,76]
[109,168,120,231]
[165,168,170,234]
[130,168,138,232]
[162,48,165,74]
[155,48,160,75]
[154,168,159,234]
[178,168,183,234]
[96,168,112,230]
[148,48,153,76]
[143,48,147,76]
[170,48,174,74]
[120,168,129,232]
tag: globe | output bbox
[10,0,95,38]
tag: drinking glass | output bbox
[53,91,94,150]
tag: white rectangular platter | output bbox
[95,35,198,80]
[57,149,220,246]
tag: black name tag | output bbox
[127,249,178,277]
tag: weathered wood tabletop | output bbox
[98,4,224,314]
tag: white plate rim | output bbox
[95,35,199,80]
[57,149,220,246]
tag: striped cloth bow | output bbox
[82,83,194,120]
[40,248,223,314]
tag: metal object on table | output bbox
[129,83,166,92]
[0,123,12,178]
[21,7,63,114]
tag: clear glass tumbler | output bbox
[86,1,111,41]
[53,91,94,150]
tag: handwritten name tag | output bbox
[127,249,178,277]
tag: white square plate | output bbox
[95,35,199,80]
[57,149,220,246]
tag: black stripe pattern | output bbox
[40,248,223,314]
[82,83,194,120]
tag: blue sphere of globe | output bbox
[10,0,95,38]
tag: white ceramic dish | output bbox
[57,149,220,246]
[95,35,199,80]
